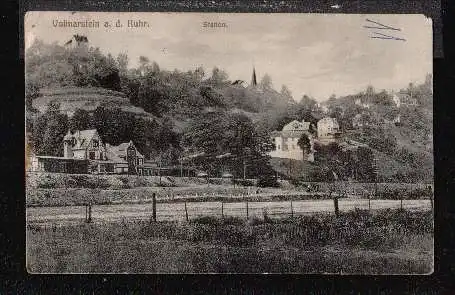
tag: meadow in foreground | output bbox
[26,208,433,274]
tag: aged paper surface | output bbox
[25,12,433,274]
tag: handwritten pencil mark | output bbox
[363,18,405,41]
[363,19,401,31]
[371,31,406,41]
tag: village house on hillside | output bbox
[269,120,316,161]
[392,92,418,108]
[29,129,155,175]
[354,98,371,109]
[269,116,343,162]
[316,117,342,144]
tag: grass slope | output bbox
[32,86,156,120]
[26,209,433,274]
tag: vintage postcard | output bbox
[25,12,433,274]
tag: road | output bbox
[27,199,432,225]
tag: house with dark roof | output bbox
[64,34,89,48]
[30,129,155,175]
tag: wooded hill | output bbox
[25,39,433,182]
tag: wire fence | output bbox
[27,194,433,228]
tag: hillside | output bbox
[25,38,432,182]
[32,86,156,121]
[270,142,422,183]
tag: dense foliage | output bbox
[26,38,433,181]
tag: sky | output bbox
[25,12,432,102]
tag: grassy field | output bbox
[26,172,433,207]
[27,208,433,274]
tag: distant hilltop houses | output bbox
[64,34,89,49]
[269,117,341,162]
[29,129,155,175]
[392,91,418,108]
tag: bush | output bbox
[257,176,279,188]
[233,179,254,186]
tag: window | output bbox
[89,151,95,160]
[277,145,281,150]
[93,140,99,148]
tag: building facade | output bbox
[29,129,155,175]
[392,92,418,108]
[269,120,315,161]
[316,117,342,145]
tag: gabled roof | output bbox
[271,130,309,139]
[282,120,310,132]
[67,129,99,149]
[317,117,339,126]
[105,141,144,163]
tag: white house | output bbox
[269,120,315,161]
[317,117,342,144]
[392,92,418,108]
[354,98,371,109]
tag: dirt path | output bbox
[27,199,431,225]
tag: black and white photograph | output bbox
[25,12,433,274]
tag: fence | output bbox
[27,195,433,227]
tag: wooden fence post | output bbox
[88,203,92,223]
[429,186,433,211]
[246,201,249,219]
[221,202,224,219]
[85,205,88,222]
[152,193,157,222]
[290,200,294,218]
[333,196,339,217]
[184,201,189,222]
[400,198,403,211]
[368,196,371,211]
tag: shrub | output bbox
[233,179,255,187]
[117,176,132,189]
[37,174,58,189]
[257,176,279,188]
[190,216,221,226]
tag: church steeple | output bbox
[251,67,257,87]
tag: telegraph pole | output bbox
[288,158,292,179]
[372,155,379,198]
[243,158,246,180]
[158,155,162,185]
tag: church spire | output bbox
[251,67,257,87]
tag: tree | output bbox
[297,133,311,160]
[116,52,129,75]
[183,110,273,177]
[298,95,317,112]
[69,109,92,131]
[259,74,273,90]
[32,102,69,156]
[139,56,150,67]
[280,85,293,100]
[209,67,229,86]
[151,61,160,74]
[356,147,375,181]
